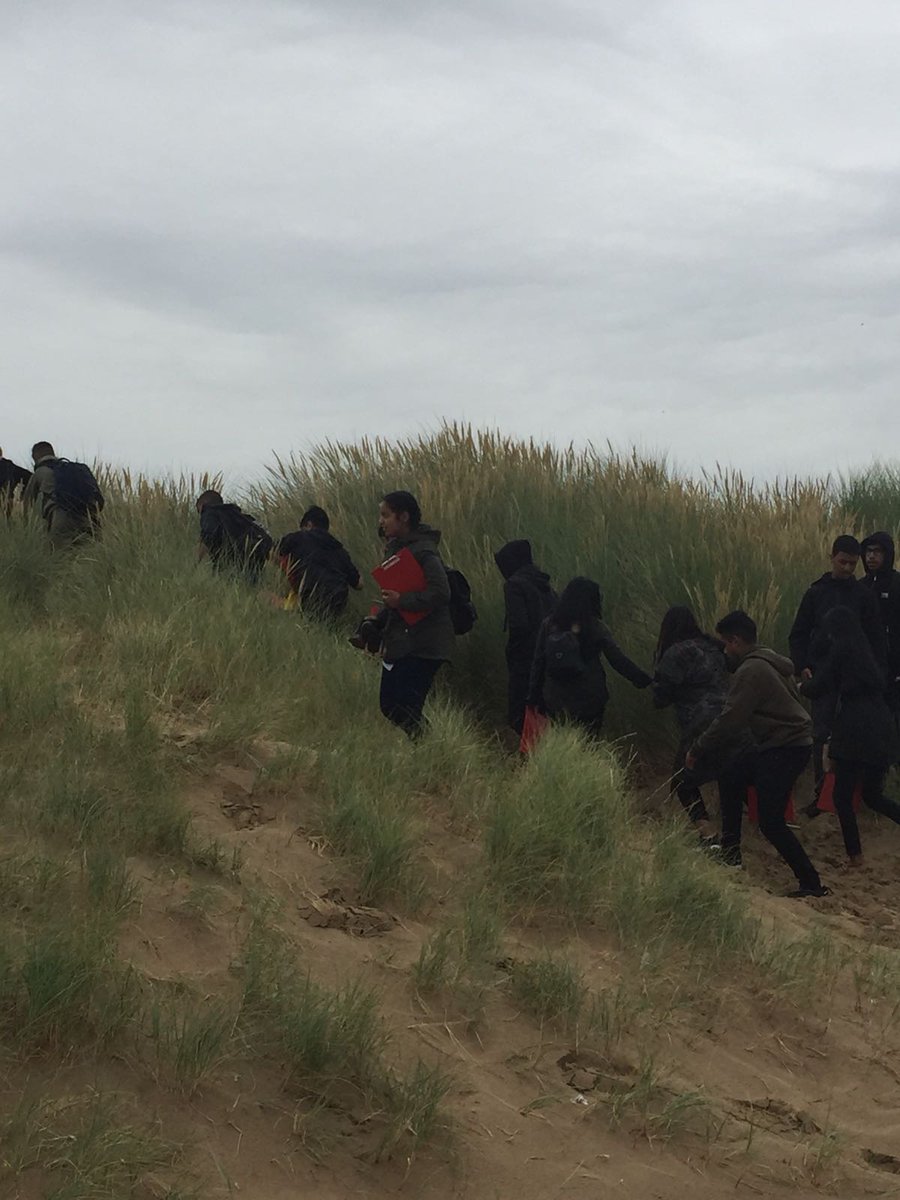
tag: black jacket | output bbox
[378,525,455,663]
[0,457,31,496]
[494,540,556,666]
[788,573,886,674]
[860,532,900,683]
[277,528,360,615]
[802,652,899,767]
[528,616,650,724]
[652,636,730,740]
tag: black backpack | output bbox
[446,567,477,635]
[50,459,105,518]
[545,629,587,681]
[219,507,274,568]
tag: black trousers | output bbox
[831,758,900,858]
[810,691,838,795]
[672,744,711,824]
[506,657,531,737]
[719,745,821,890]
[380,657,442,738]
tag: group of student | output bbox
[7,442,900,901]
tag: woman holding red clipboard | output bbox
[800,606,900,866]
[370,490,455,737]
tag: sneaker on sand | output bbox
[786,884,832,899]
[803,801,824,820]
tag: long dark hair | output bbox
[822,606,884,691]
[654,605,715,663]
[552,578,603,649]
[381,490,421,530]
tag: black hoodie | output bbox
[277,527,360,614]
[494,540,556,663]
[860,531,900,680]
[788,570,886,674]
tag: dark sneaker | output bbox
[719,847,742,869]
[803,800,824,820]
[787,884,832,899]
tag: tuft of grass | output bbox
[508,955,587,1028]
[146,995,239,1094]
[376,1060,453,1162]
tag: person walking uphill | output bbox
[789,535,886,811]
[0,448,31,517]
[527,577,651,736]
[22,441,104,548]
[374,491,455,738]
[800,607,900,866]
[196,489,273,583]
[494,539,556,736]
[689,610,829,898]
[860,531,900,711]
[652,606,732,839]
[277,506,362,619]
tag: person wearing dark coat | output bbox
[652,606,732,836]
[788,534,887,809]
[801,606,900,865]
[860,531,900,711]
[277,506,362,619]
[528,577,651,737]
[374,490,455,738]
[0,449,31,517]
[494,539,556,736]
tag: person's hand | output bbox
[684,751,697,771]
[801,668,813,681]
[381,589,401,609]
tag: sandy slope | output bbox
[43,748,898,1200]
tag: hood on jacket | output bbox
[494,539,533,579]
[744,647,796,677]
[808,570,862,590]
[302,527,344,552]
[514,562,554,591]
[387,523,442,553]
[861,531,896,575]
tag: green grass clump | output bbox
[508,955,587,1028]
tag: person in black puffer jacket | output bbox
[277,506,362,619]
[373,490,455,738]
[860,531,900,713]
[801,606,900,866]
[789,534,886,809]
[494,539,556,736]
[528,577,650,737]
[652,606,733,836]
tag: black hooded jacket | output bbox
[494,540,556,665]
[788,572,886,675]
[860,531,900,682]
[277,527,361,614]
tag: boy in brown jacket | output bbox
[687,610,829,898]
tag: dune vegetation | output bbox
[2,425,900,1198]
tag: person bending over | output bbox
[375,490,455,738]
[688,610,829,899]
[277,506,362,619]
[801,606,900,867]
[527,577,650,737]
[196,489,273,583]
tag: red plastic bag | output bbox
[816,771,862,813]
[746,786,795,823]
[519,706,550,754]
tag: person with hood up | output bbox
[277,506,362,619]
[652,605,733,839]
[527,576,651,737]
[494,539,556,735]
[860,531,900,710]
[789,534,886,811]
[800,606,900,866]
[374,490,455,737]
[688,610,828,898]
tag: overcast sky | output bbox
[2,0,898,485]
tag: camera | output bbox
[349,616,384,653]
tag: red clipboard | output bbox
[372,548,428,626]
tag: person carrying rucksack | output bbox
[22,441,104,548]
[196,489,273,583]
[277,506,362,618]
[527,577,651,737]
[372,490,455,738]
[494,539,556,736]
